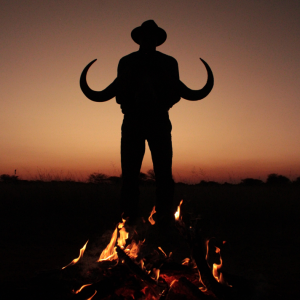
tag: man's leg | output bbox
[120,115,145,221]
[147,116,175,224]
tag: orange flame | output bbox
[182,257,190,265]
[73,283,93,294]
[174,200,183,221]
[98,219,129,262]
[212,246,232,286]
[98,227,118,262]
[152,268,160,281]
[62,240,88,269]
[170,279,178,287]
[86,290,97,300]
[212,246,222,282]
[148,206,156,225]
[158,247,167,257]
[117,226,129,249]
[125,239,144,259]
[205,239,210,260]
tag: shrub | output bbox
[266,173,291,185]
[240,178,264,186]
[0,174,19,182]
[88,173,109,184]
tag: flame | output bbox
[86,290,97,300]
[198,270,208,292]
[170,279,178,287]
[152,268,160,281]
[205,239,209,260]
[98,227,118,262]
[73,283,93,294]
[148,206,156,225]
[139,259,145,270]
[98,219,129,262]
[213,263,223,282]
[182,257,190,265]
[212,246,232,286]
[212,246,222,282]
[158,247,167,257]
[174,200,183,221]
[117,227,129,249]
[62,240,88,269]
[125,239,143,259]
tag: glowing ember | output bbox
[62,240,88,269]
[174,200,183,221]
[87,290,97,300]
[148,206,156,225]
[73,283,92,294]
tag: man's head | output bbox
[131,20,167,51]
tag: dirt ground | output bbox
[0,182,299,299]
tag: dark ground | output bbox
[0,181,299,299]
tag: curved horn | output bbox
[80,59,117,102]
[180,58,214,101]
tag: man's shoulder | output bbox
[119,51,139,63]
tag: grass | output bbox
[0,181,299,299]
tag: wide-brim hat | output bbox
[131,20,167,46]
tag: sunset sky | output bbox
[1,0,300,183]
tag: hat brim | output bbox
[131,26,167,46]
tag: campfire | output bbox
[61,200,233,299]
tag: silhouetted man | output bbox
[116,20,180,226]
[80,20,214,227]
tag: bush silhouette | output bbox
[240,178,264,186]
[292,176,300,186]
[0,174,19,182]
[266,173,291,185]
[88,173,109,184]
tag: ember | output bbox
[61,200,233,299]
